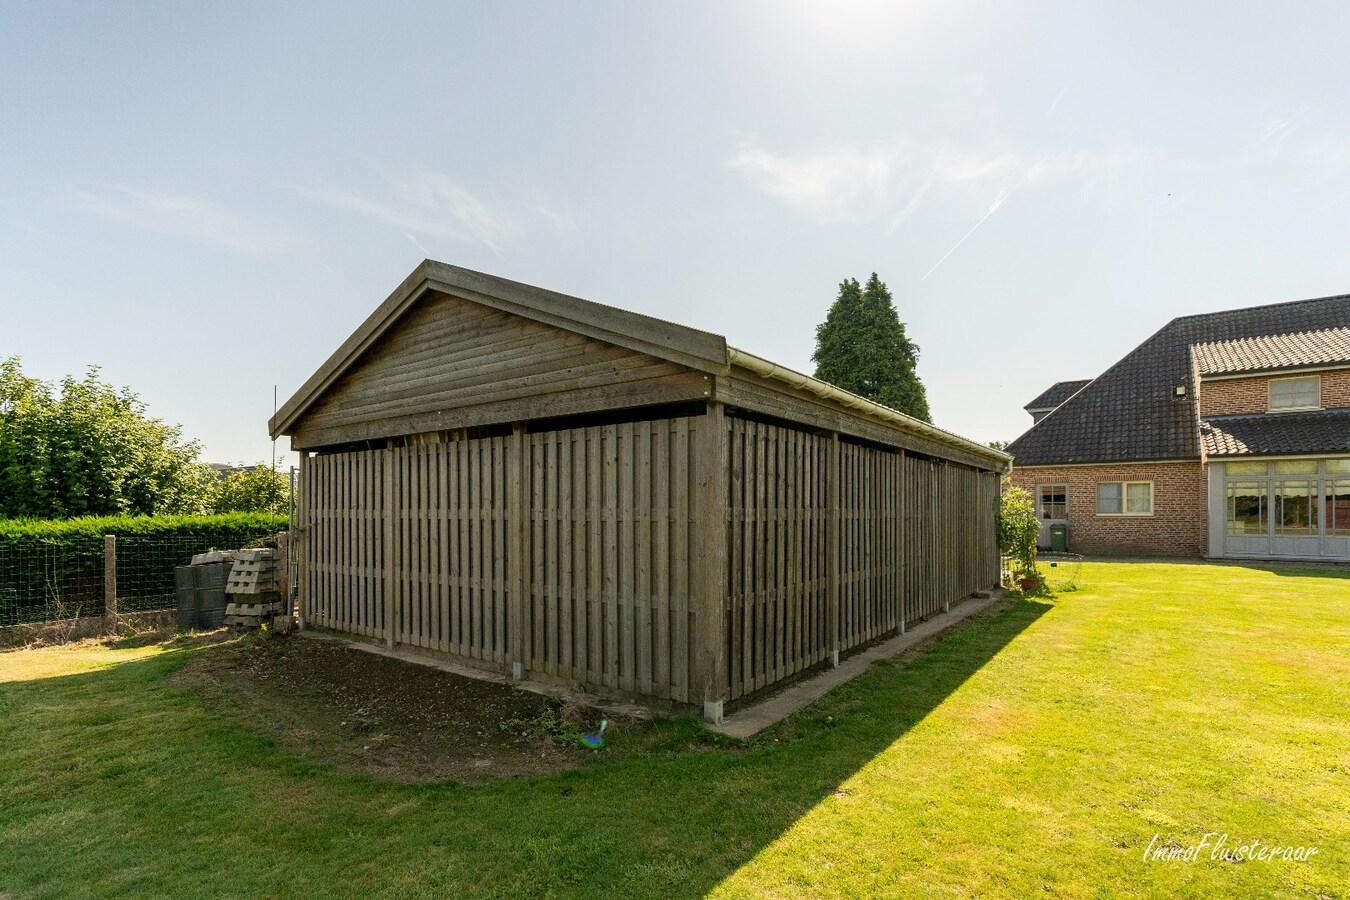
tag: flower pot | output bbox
[1017,576,1041,591]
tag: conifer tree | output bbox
[811,273,931,422]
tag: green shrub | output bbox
[996,483,1040,579]
[0,512,287,543]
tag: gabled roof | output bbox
[1007,292,1350,466]
[1201,409,1350,457]
[270,260,1011,470]
[1024,379,1092,411]
[1192,326,1350,376]
[270,260,731,439]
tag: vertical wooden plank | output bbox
[726,417,743,700]
[618,421,635,692]
[754,420,767,690]
[450,439,463,655]
[573,428,590,683]
[827,432,840,665]
[545,432,559,675]
[603,423,619,689]
[588,427,603,685]
[436,444,448,651]
[774,425,787,682]
[492,436,506,662]
[653,420,670,698]
[559,429,574,676]
[508,424,525,675]
[636,419,653,696]
[531,435,545,669]
[382,448,395,647]
[672,416,690,703]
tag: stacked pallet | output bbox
[223,549,286,629]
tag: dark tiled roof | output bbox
[1192,326,1350,375]
[1201,409,1350,457]
[1025,379,1092,410]
[1008,293,1350,465]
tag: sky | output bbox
[5,1,1350,466]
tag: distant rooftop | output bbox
[1024,379,1092,411]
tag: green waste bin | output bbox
[1050,523,1068,553]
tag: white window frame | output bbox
[1096,480,1154,516]
[1037,483,1068,520]
[1268,374,1321,412]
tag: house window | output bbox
[1038,484,1067,519]
[1274,480,1317,535]
[1226,481,1266,535]
[1328,481,1350,537]
[1269,375,1320,411]
[1097,481,1152,515]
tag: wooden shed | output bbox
[270,261,1011,722]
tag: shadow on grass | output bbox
[0,596,1052,897]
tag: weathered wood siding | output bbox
[725,418,832,699]
[303,450,387,639]
[301,440,513,660]
[902,455,1000,623]
[523,418,701,703]
[300,408,1000,709]
[291,291,709,449]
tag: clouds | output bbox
[67,186,301,255]
[728,143,901,221]
[68,170,578,258]
[302,170,523,256]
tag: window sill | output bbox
[1267,406,1322,414]
[1095,512,1154,518]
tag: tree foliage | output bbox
[811,273,931,422]
[996,483,1041,577]
[212,463,291,516]
[0,356,215,518]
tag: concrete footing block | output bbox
[703,699,725,725]
[511,661,525,680]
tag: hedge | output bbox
[0,512,288,543]
[0,513,289,627]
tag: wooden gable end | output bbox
[291,289,710,449]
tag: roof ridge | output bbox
[1192,323,1350,348]
[1168,291,1350,325]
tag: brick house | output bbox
[1006,295,1350,561]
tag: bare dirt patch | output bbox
[175,633,637,783]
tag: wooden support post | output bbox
[508,422,526,680]
[827,432,840,667]
[296,452,309,629]
[383,447,396,649]
[103,534,117,632]
[695,402,729,724]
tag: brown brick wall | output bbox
[1009,460,1207,557]
[1200,368,1350,416]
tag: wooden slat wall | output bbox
[387,439,510,661]
[838,440,904,651]
[902,455,999,624]
[522,418,700,703]
[303,450,386,638]
[299,410,1000,709]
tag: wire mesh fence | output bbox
[0,529,282,627]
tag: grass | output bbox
[1,561,1346,898]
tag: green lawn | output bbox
[1,561,1347,898]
